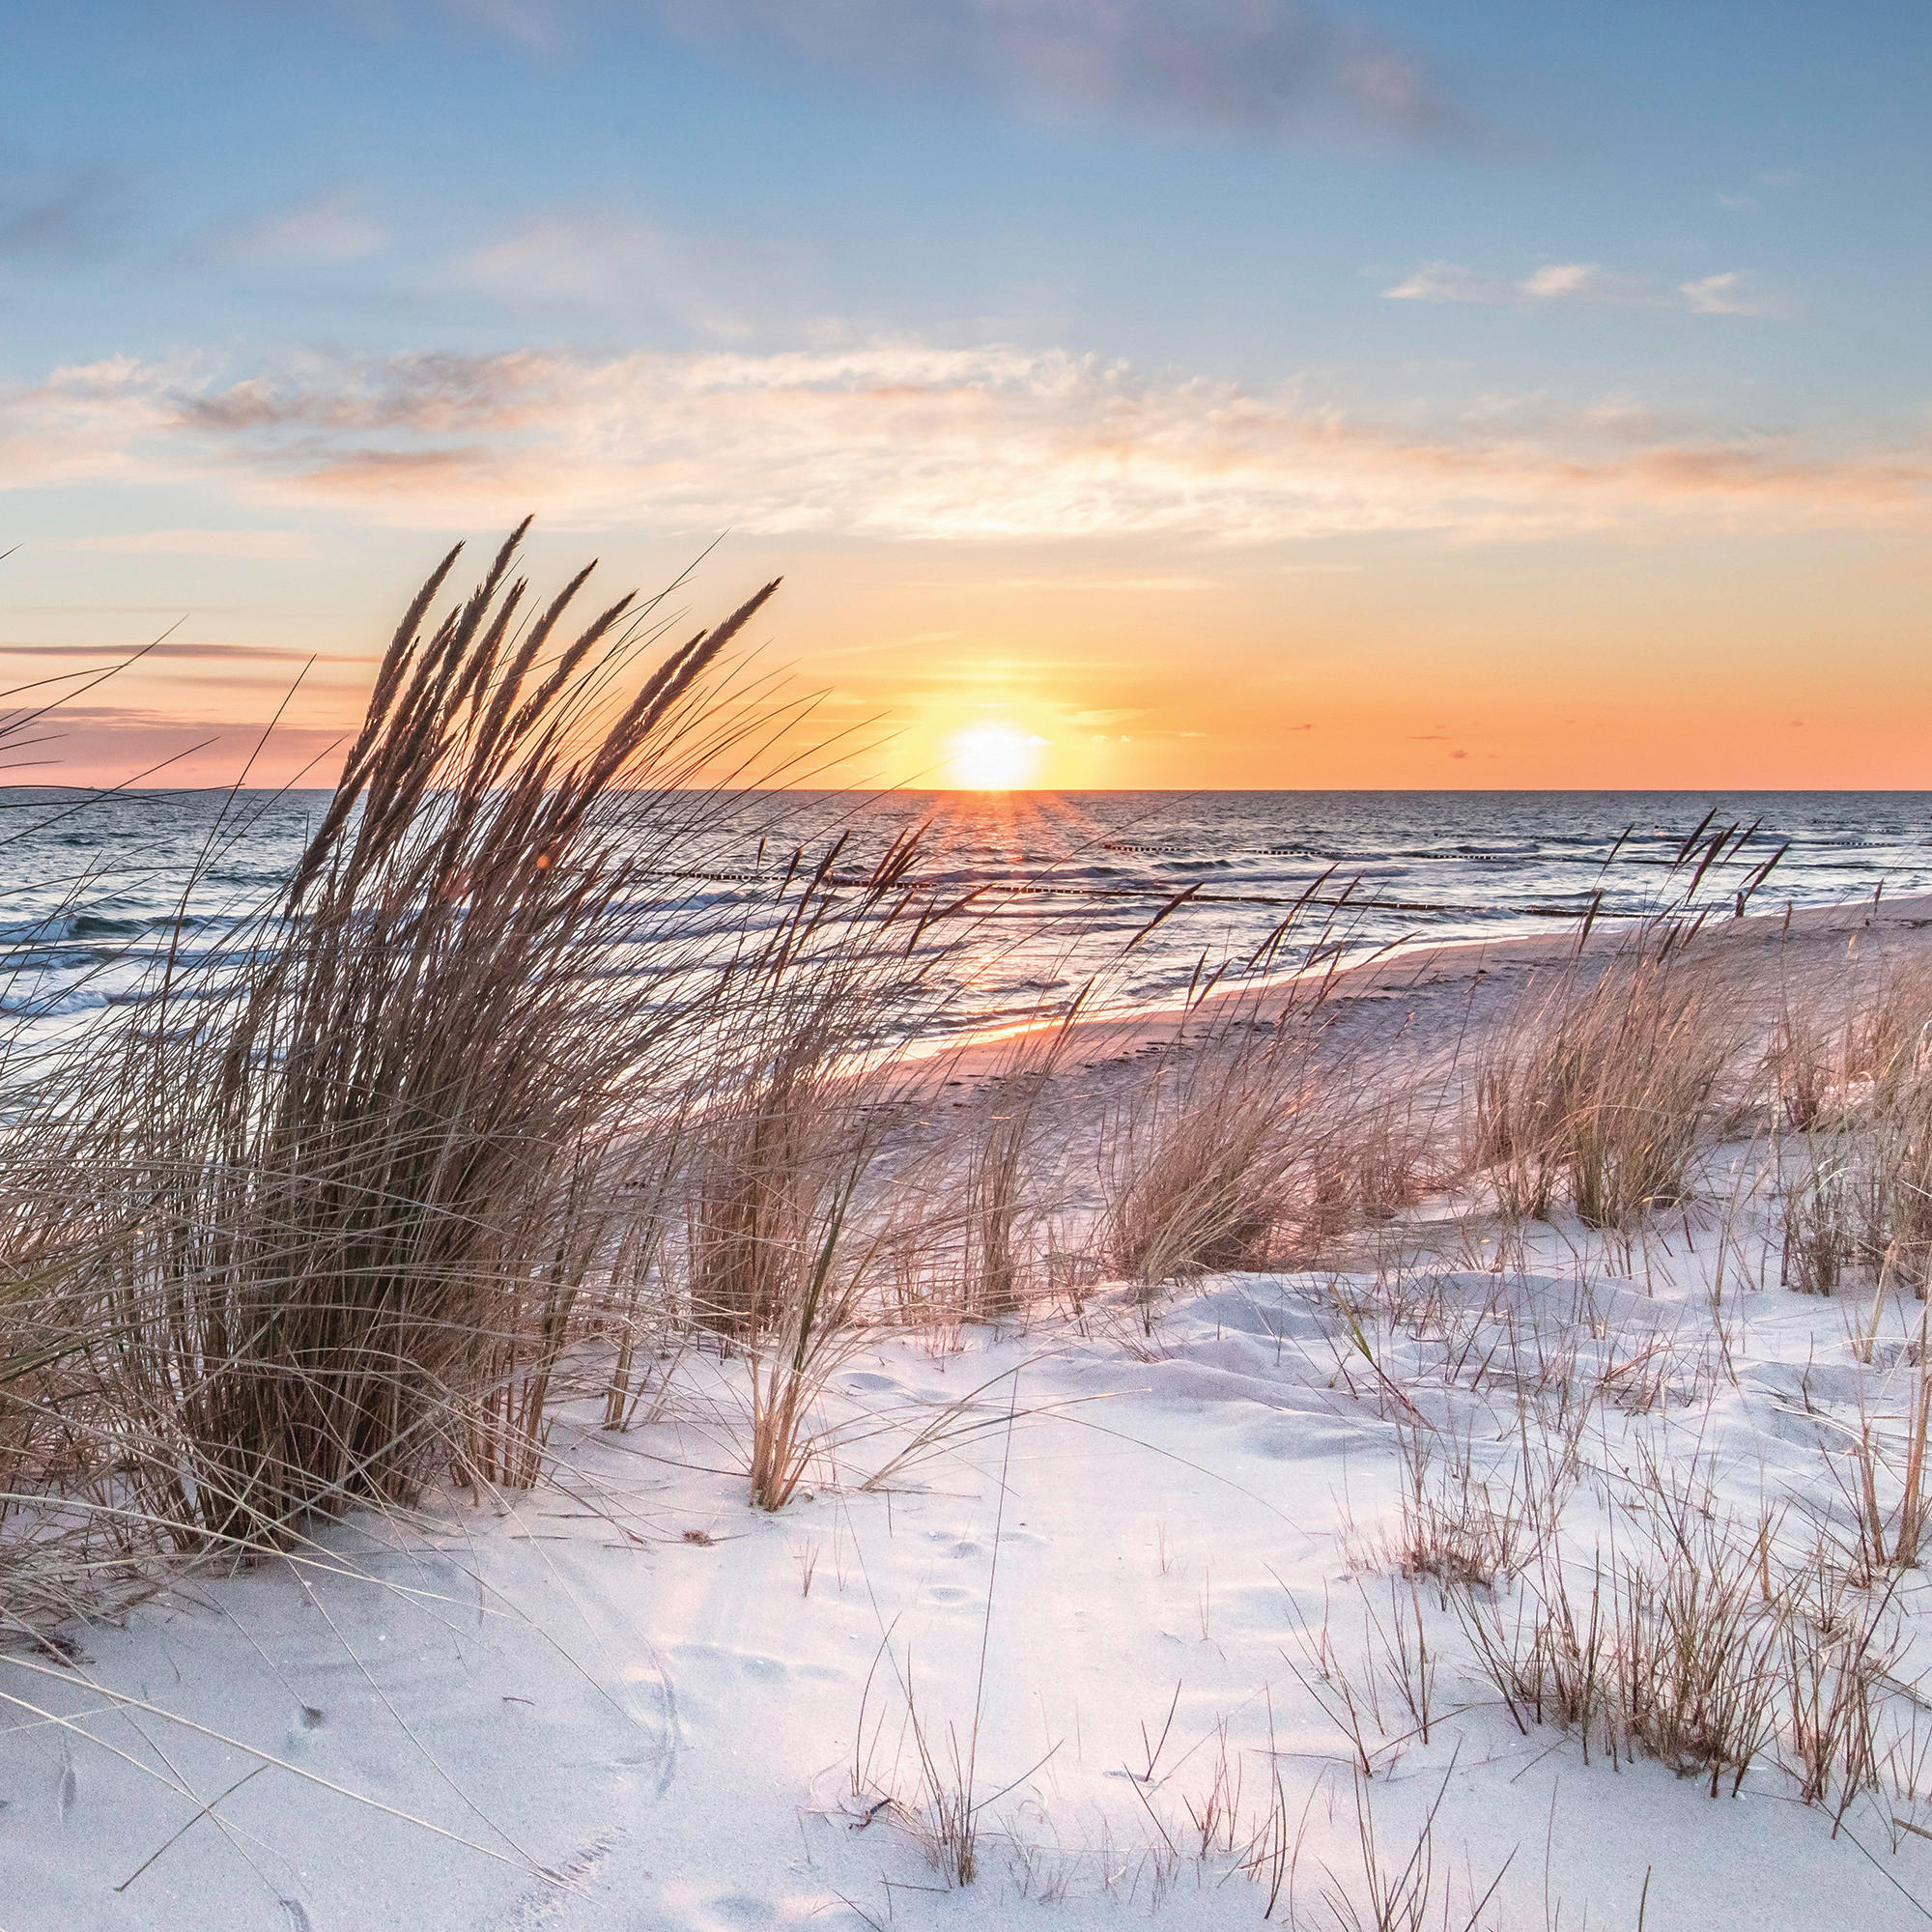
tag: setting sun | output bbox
[947,724,1042,789]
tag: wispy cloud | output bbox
[212,191,390,267]
[1381,261,1511,304]
[976,575,1223,592]
[456,209,809,336]
[1386,257,1774,316]
[1516,262,1642,302]
[1713,170,1802,213]
[1,342,1923,543]
[1383,260,1644,305]
[647,0,1464,145]
[0,640,345,665]
[0,163,124,260]
[0,355,187,486]
[0,703,350,788]
[465,213,649,304]
[1678,270,1776,317]
[56,529,320,559]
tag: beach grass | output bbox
[13,537,1932,1924]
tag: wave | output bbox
[3,788,1931,1054]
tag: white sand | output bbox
[14,896,1932,1928]
[9,1193,1932,1928]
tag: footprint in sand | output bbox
[700,1898,772,1927]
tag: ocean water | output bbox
[3,788,1929,1046]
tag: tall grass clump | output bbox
[1096,910,1373,1292]
[686,838,963,1509]
[951,1006,1082,1320]
[684,831,930,1343]
[1453,1455,1920,1818]
[1778,1140,1867,1294]
[1776,1054,1932,1300]
[1460,1493,1785,1797]
[1101,1007,1316,1285]
[1768,960,1932,1131]
[1470,944,1744,1231]
[1771,964,1932,1295]
[0,524,792,1587]
[1861,1069,1932,1298]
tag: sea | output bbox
[3,789,1929,1049]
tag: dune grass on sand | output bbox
[7,538,1932,1928]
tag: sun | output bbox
[948,725,1039,790]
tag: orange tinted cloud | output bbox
[5,345,1926,543]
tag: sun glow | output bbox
[947,724,1040,790]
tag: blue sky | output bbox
[2,1,1928,786]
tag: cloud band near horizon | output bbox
[6,342,1927,545]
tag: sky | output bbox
[1,0,1928,790]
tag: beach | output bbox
[12,861,1932,1926]
[9,4,1927,1922]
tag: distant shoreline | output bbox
[913,887,1932,1091]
